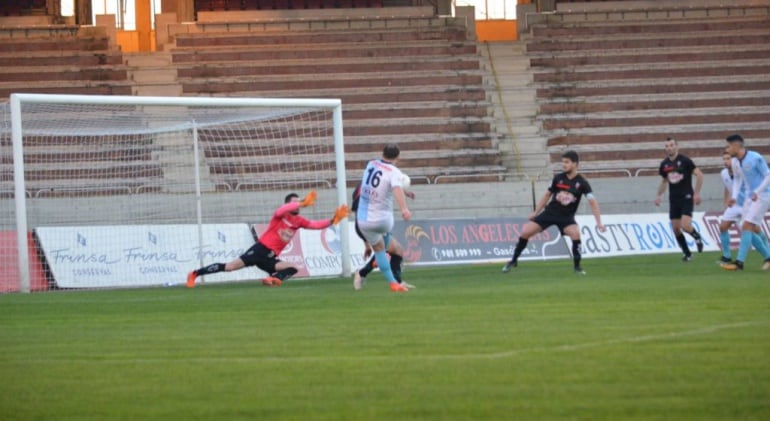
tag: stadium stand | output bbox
[525,1,770,177]
[0,20,153,198]
[169,6,505,187]
[0,0,47,18]
[1,5,504,197]
[0,26,132,98]
[0,132,164,199]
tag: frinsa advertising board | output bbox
[36,224,259,288]
[36,223,368,289]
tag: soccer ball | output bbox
[400,174,411,189]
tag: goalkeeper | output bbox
[186,191,348,288]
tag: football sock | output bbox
[572,240,582,269]
[737,230,752,263]
[373,249,397,283]
[512,238,528,263]
[751,232,770,259]
[273,267,298,281]
[719,230,732,259]
[390,253,403,282]
[675,234,690,256]
[359,255,376,277]
[197,263,224,275]
[689,229,702,241]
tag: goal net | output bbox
[1,94,351,293]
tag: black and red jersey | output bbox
[544,172,593,217]
[659,154,696,200]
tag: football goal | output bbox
[1,93,350,293]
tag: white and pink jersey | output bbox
[356,159,405,224]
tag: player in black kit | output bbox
[502,150,606,275]
[653,137,704,261]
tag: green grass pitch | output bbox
[1,252,769,420]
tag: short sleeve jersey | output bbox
[659,154,696,200]
[356,159,405,223]
[733,150,770,197]
[544,172,593,218]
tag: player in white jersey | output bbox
[717,149,745,263]
[720,134,770,271]
[355,144,412,292]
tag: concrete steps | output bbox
[480,40,550,178]
[123,52,182,97]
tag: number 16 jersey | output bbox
[356,159,406,224]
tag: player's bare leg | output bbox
[503,221,542,273]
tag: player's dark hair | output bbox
[285,193,299,203]
[666,137,677,144]
[382,143,400,160]
[726,134,744,144]
[562,150,579,164]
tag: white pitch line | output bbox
[12,320,769,365]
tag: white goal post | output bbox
[2,93,351,293]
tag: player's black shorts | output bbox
[668,197,694,220]
[532,212,577,234]
[240,241,279,274]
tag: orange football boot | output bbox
[186,271,197,288]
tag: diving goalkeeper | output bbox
[186,191,349,288]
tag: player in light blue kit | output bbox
[720,134,770,271]
[717,149,745,263]
[355,144,412,292]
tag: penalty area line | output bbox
[16,320,769,365]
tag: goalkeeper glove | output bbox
[300,190,317,207]
[331,205,350,225]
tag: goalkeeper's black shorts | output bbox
[240,241,279,274]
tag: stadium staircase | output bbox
[481,41,551,179]
[525,0,770,177]
[123,51,182,97]
[166,6,506,189]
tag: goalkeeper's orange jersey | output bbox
[258,202,331,255]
